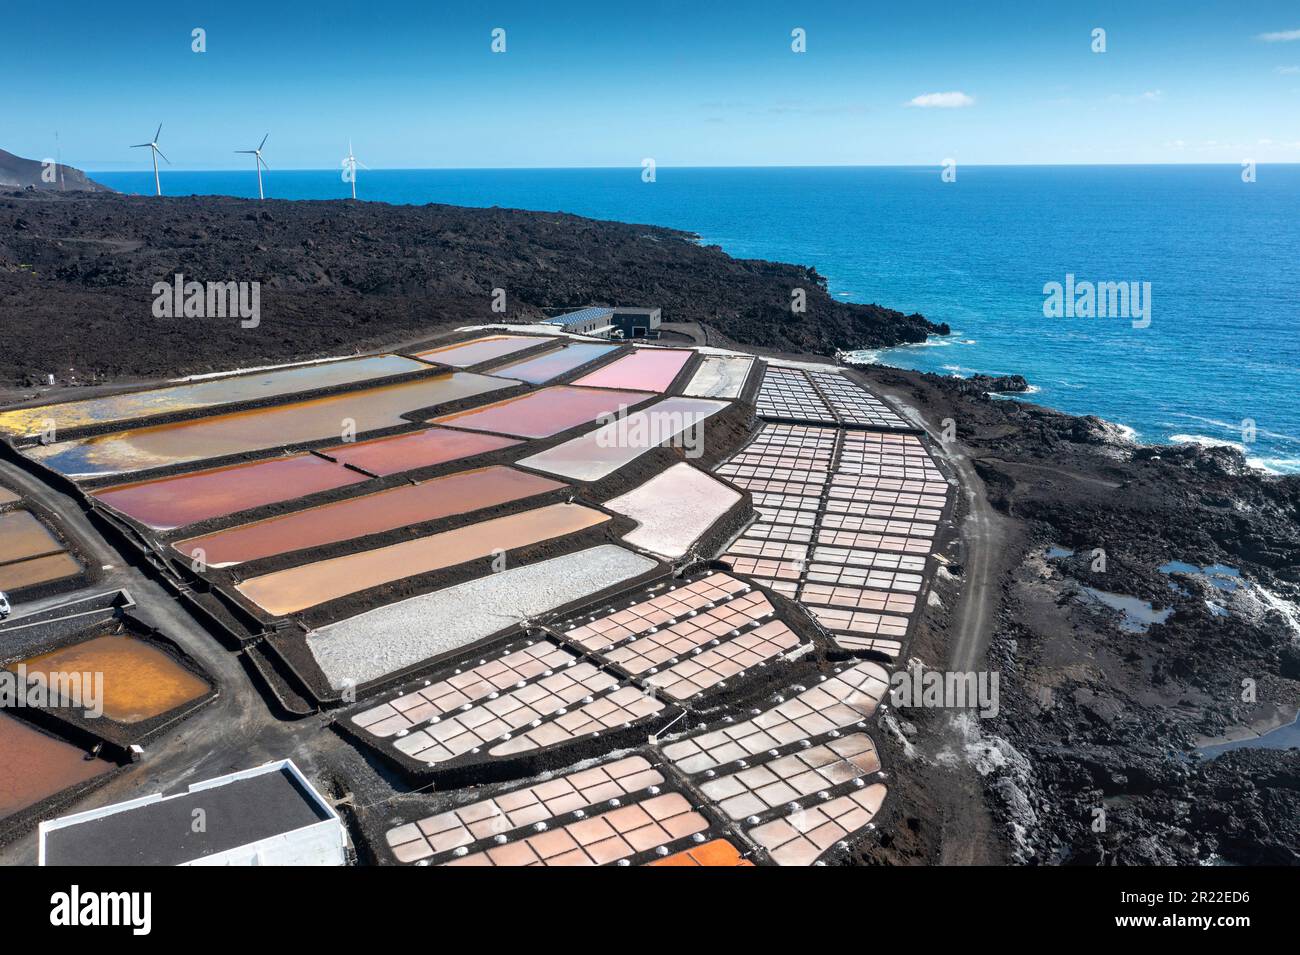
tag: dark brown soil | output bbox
[0,190,944,388]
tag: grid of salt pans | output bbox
[385,754,714,865]
[807,371,912,431]
[661,662,891,865]
[717,420,950,658]
[754,367,836,423]
[557,571,805,703]
[349,643,664,766]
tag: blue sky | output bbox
[4,1,1300,170]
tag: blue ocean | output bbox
[91,165,1300,473]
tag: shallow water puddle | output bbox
[0,354,426,437]
[487,342,620,384]
[27,372,515,478]
[415,335,542,367]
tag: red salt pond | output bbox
[415,335,544,367]
[174,466,566,567]
[322,426,519,476]
[91,454,368,531]
[430,386,652,438]
[571,348,693,392]
[235,501,610,616]
[0,713,112,820]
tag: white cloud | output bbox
[1258,28,1300,42]
[1277,65,1300,74]
[906,91,975,109]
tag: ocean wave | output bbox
[1170,433,1247,452]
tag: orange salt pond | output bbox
[0,354,425,438]
[174,466,565,567]
[416,335,543,367]
[322,426,519,476]
[26,372,515,479]
[236,502,610,615]
[571,348,693,392]
[0,713,112,820]
[10,635,210,724]
[91,454,368,531]
[0,510,64,563]
[431,385,653,438]
[0,487,19,505]
[647,839,754,866]
[0,553,82,591]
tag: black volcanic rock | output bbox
[0,149,112,193]
[0,191,943,384]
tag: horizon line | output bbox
[84,160,1300,174]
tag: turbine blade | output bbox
[259,133,268,150]
[155,148,171,164]
[154,123,163,142]
[236,150,255,153]
[131,143,152,148]
[259,156,270,170]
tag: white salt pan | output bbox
[306,545,657,690]
[605,463,742,559]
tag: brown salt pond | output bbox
[487,342,620,384]
[431,386,652,438]
[236,501,610,615]
[322,426,519,476]
[0,713,112,820]
[415,335,543,367]
[26,372,516,479]
[91,454,369,531]
[0,354,426,438]
[10,634,211,724]
[0,511,64,563]
[0,553,82,592]
[174,466,566,567]
[571,348,693,392]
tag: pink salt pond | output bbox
[571,348,693,392]
[431,386,652,439]
[321,426,519,476]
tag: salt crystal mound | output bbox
[306,544,658,690]
[604,462,742,559]
[683,355,754,399]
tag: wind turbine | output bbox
[130,124,168,196]
[343,140,368,199]
[236,134,270,200]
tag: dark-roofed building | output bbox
[39,759,345,866]
[543,306,661,340]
